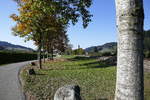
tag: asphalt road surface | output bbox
[0,61,33,100]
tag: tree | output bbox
[11,0,92,68]
[73,48,85,55]
[14,0,92,28]
[115,0,144,100]
[78,48,85,55]
[44,28,69,60]
[11,0,58,69]
[65,44,73,55]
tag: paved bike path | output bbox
[0,61,33,100]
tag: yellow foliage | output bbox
[26,20,32,24]
[17,23,26,31]
[21,0,28,3]
[18,4,30,12]
[21,12,35,18]
[24,29,32,35]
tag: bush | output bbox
[101,52,112,56]
[144,51,150,58]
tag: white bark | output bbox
[115,0,144,100]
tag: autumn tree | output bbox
[11,0,92,68]
[43,26,69,60]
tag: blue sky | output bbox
[0,0,150,49]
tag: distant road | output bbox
[0,61,34,100]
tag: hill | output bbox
[0,41,35,52]
[85,42,117,53]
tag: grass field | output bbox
[21,56,150,100]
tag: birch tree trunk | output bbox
[115,0,144,100]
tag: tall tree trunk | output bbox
[38,33,42,69]
[43,53,45,63]
[38,44,42,69]
[115,0,144,100]
[51,48,54,60]
[42,32,45,63]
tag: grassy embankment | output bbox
[21,55,150,100]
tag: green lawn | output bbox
[21,56,150,100]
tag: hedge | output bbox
[0,52,37,65]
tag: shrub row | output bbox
[144,51,150,58]
[0,52,37,65]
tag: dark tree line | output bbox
[144,30,150,58]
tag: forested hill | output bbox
[84,30,150,58]
[0,41,34,52]
[85,42,117,53]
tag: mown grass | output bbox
[21,56,150,100]
[145,73,150,100]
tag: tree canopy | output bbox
[11,0,92,67]
[11,0,92,45]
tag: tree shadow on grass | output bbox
[42,60,115,71]
[67,56,114,68]
[68,56,95,61]
[80,61,114,69]
[97,98,108,100]
[42,56,115,71]
[43,61,114,71]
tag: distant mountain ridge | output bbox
[0,41,34,52]
[85,42,117,53]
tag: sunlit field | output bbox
[21,56,150,100]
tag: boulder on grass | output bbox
[54,85,81,100]
[28,69,36,75]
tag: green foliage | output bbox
[12,0,92,40]
[144,51,150,58]
[63,44,73,55]
[64,49,73,55]
[0,51,37,65]
[11,0,92,66]
[73,48,85,55]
